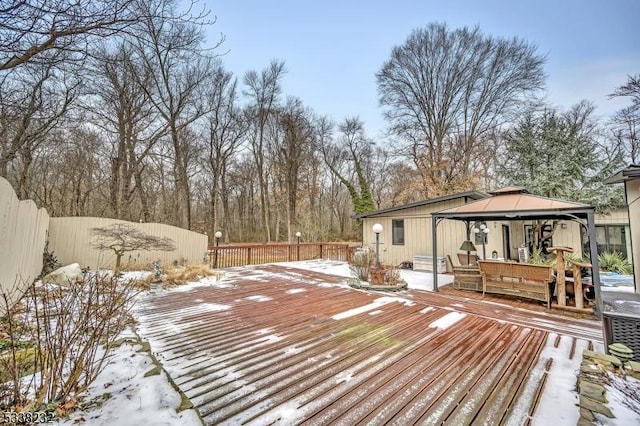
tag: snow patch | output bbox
[428,312,466,330]
[331,297,398,320]
[245,295,273,302]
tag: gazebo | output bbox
[431,186,603,317]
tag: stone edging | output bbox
[349,280,409,292]
[578,349,640,425]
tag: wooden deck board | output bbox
[135,265,603,425]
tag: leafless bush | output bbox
[350,249,374,281]
[384,267,403,286]
[0,272,138,413]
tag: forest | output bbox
[1,0,638,243]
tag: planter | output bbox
[369,267,386,286]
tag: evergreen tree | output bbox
[497,101,624,211]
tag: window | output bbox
[392,219,404,245]
[589,225,628,259]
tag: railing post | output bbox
[247,247,252,265]
[319,244,323,260]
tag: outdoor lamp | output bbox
[372,223,383,267]
[459,240,477,266]
[295,231,301,244]
[213,231,222,269]
[473,224,490,260]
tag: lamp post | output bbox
[473,223,490,260]
[214,231,222,268]
[372,223,383,267]
[295,231,301,260]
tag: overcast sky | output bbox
[205,0,639,136]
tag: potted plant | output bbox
[369,265,386,285]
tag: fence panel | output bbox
[0,177,50,311]
[48,217,208,270]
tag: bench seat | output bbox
[478,260,553,307]
[452,266,482,292]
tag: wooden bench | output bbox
[452,266,482,292]
[478,260,553,308]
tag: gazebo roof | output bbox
[433,186,593,221]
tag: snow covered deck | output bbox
[135,262,605,425]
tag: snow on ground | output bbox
[52,261,636,425]
[275,259,354,278]
[273,259,454,291]
[54,330,201,426]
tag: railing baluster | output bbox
[206,243,353,268]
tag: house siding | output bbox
[360,200,632,273]
[361,198,469,268]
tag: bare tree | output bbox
[0,61,78,184]
[134,3,216,229]
[203,66,247,239]
[90,223,175,270]
[609,74,640,163]
[377,23,545,195]
[0,0,212,70]
[85,43,165,221]
[273,96,313,241]
[244,60,286,242]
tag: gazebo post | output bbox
[432,215,439,292]
[587,211,603,320]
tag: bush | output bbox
[39,240,61,278]
[350,249,374,281]
[0,272,138,413]
[598,251,632,275]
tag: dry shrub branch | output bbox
[1,272,138,413]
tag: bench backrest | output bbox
[457,252,478,267]
[478,260,553,282]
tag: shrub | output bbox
[0,272,138,413]
[598,251,632,275]
[164,264,213,287]
[39,240,61,278]
[384,267,403,286]
[528,247,554,266]
[350,249,374,281]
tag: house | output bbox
[352,191,486,268]
[355,186,631,270]
[605,164,640,294]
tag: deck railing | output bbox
[207,242,356,269]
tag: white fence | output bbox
[0,177,50,310]
[48,217,208,270]
[0,177,208,312]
